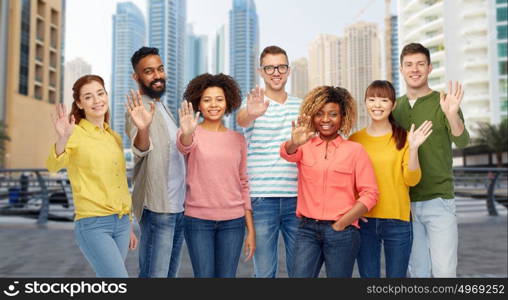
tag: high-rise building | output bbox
[184,24,208,86]
[290,57,309,99]
[493,0,507,121]
[2,0,65,168]
[149,0,186,119]
[308,34,342,89]
[398,0,503,135]
[63,57,91,110]
[212,23,229,75]
[229,0,259,131]
[111,2,145,148]
[385,0,400,95]
[0,0,8,122]
[343,22,381,131]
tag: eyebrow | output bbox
[82,89,105,96]
[143,65,164,72]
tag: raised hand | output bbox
[408,120,433,150]
[246,85,269,118]
[178,100,200,136]
[291,114,315,146]
[440,81,464,117]
[51,104,75,140]
[125,90,155,131]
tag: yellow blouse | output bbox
[349,128,421,221]
[46,119,131,221]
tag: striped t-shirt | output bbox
[242,95,301,197]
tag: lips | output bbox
[92,104,105,111]
[207,109,221,116]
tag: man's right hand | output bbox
[246,85,269,118]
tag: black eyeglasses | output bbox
[261,64,289,75]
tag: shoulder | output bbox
[348,128,366,142]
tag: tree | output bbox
[0,121,10,167]
[474,119,508,167]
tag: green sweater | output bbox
[393,91,470,202]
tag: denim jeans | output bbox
[74,214,130,277]
[409,198,458,277]
[184,215,245,278]
[138,209,184,278]
[292,218,360,278]
[251,197,298,278]
[357,218,413,278]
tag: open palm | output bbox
[52,104,75,139]
[125,90,155,131]
[408,120,433,149]
[178,100,200,135]
[291,114,314,146]
[247,85,269,118]
[440,81,464,117]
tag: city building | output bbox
[492,0,507,121]
[63,57,91,111]
[398,0,504,136]
[308,34,342,90]
[111,2,145,148]
[228,0,259,131]
[184,24,208,86]
[148,0,186,119]
[2,0,65,168]
[290,57,309,99]
[212,23,229,75]
[385,0,400,95]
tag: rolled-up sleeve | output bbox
[125,112,153,158]
[402,144,421,187]
[46,134,78,173]
[280,141,303,162]
[354,146,379,211]
[239,136,251,210]
[176,129,197,155]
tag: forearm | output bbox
[338,202,368,226]
[55,136,70,156]
[245,210,255,234]
[133,128,150,151]
[408,147,420,171]
[237,108,257,128]
[284,140,301,155]
[445,113,465,137]
[179,132,194,147]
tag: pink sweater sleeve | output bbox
[176,129,197,155]
[239,135,251,211]
[354,146,379,211]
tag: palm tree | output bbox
[0,121,10,168]
[474,119,508,167]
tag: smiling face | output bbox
[133,54,166,99]
[400,53,432,90]
[365,96,395,122]
[76,80,109,119]
[199,86,227,122]
[313,102,341,141]
[259,53,289,92]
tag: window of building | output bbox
[498,7,508,22]
[498,25,508,40]
[499,43,508,58]
[496,0,507,5]
[18,0,31,95]
[500,61,508,75]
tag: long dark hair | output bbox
[69,75,110,124]
[364,80,406,150]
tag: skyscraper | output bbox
[212,23,229,75]
[385,0,399,95]
[308,34,342,89]
[148,0,186,119]
[2,0,64,168]
[398,0,505,135]
[343,22,381,131]
[290,57,309,99]
[493,0,507,121]
[111,2,145,148]
[229,0,259,131]
[64,57,91,110]
[184,24,208,86]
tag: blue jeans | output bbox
[357,218,413,278]
[251,197,298,278]
[292,217,360,278]
[409,198,458,277]
[138,209,184,278]
[184,215,245,278]
[74,214,130,277]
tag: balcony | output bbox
[404,19,443,42]
[464,58,488,68]
[461,24,487,36]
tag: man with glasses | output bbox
[237,45,302,278]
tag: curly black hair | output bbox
[183,73,242,115]
[131,47,159,70]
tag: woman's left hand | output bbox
[408,120,433,150]
[243,230,256,262]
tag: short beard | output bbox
[140,79,166,99]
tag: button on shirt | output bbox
[46,119,131,221]
[280,135,378,228]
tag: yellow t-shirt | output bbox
[46,119,131,221]
[349,128,421,221]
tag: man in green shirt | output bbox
[393,43,470,277]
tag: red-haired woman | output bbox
[46,75,151,277]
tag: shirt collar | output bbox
[79,118,110,132]
[312,134,344,148]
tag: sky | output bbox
[65,0,396,91]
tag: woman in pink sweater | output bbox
[176,73,255,278]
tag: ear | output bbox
[76,101,83,110]
[132,72,139,82]
[256,67,262,76]
[428,63,433,74]
[392,100,397,111]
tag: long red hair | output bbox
[69,74,110,124]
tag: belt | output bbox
[301,216,335,224]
